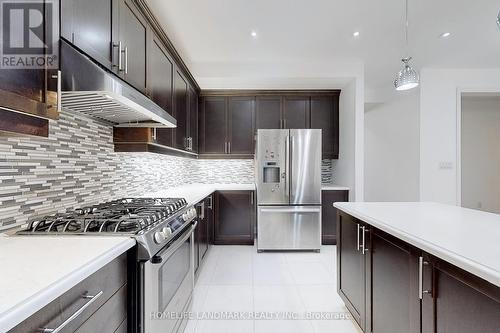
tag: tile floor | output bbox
[185,245,363,333]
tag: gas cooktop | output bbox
[20,198,188,235]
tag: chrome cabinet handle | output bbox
[50,70,61,112]
[250,192,254,205]
[123,47,128,74]
[228,141,231,154]
[418,256,431,299]
[357,224,361,251]
[38,291,103,333]
[197,201,205,219]
[113,41,123,71]
[207,196,213,210]
[361,226,367,255]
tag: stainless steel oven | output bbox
[142,221,197,333]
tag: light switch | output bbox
[438,161,453,170]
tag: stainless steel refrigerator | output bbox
[256,129,322,251]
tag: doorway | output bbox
[460,93,500,213]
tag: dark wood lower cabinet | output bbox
[9,253,129,333]
[195,196,212,274]
[367,230,420,333]
[214,190,255,245]
[337,211,500,333]
[321,190,348,245]
[422,256,500,333]
[337,212,367,330]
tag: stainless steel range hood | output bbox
[60,40,176,128]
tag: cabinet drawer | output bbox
[74,284,127,333]
[9,253,127,333]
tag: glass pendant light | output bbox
[394,0,419,91]
[394,57,419,91]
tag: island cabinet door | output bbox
[337,211,368,330]
[421,256,500,333]
[365,229,421,333]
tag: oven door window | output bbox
[158,237,191,312]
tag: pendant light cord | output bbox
[405,0,409,58]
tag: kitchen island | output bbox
[333,202,500,333]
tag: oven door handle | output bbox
[152,222,196,264]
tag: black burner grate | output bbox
[25,198,187,234]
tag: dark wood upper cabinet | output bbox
[61,0,114,69]
[321,190,348,245]
[228,97,255,155]
[116,0,148,92]
[256,96,282,130]
[337,212,367,330]
[147,35,173,113]
[173,70,188,150]
[199,96,255,158]
[147,36,173,149]
[188,86,199,153]
[367,230,420,333]
[214,191,255,245]
[311,94,340,159]
[199,92,339,159]
[283,96,310,129]
[0,0,59,136]
[200,97,227,154]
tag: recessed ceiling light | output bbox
[353,31,360,37]
[440,32,451,38]
[251,31,257,38]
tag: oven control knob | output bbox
[182,213,189,221]
[154,231,165,244]
[162,227,172,237]
[189,208,197,218]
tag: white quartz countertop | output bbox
[321,184,350,191]
[144,183,349,205]
[0,236,135,332]
[333,202,500,288]
[143,183,256,205]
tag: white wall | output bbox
[461,96,500,213]
[334,77,364,201]
[420,68,500,204]
[364,90,420,201]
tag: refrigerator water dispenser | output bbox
[263,163,280,183]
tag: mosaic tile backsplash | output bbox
[0,109,333,230]
[0,110,252,230]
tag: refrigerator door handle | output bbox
[289,135,294,201]
[285,134,290,199]
[259,207,321,213]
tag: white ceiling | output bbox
[146,0,500,100]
